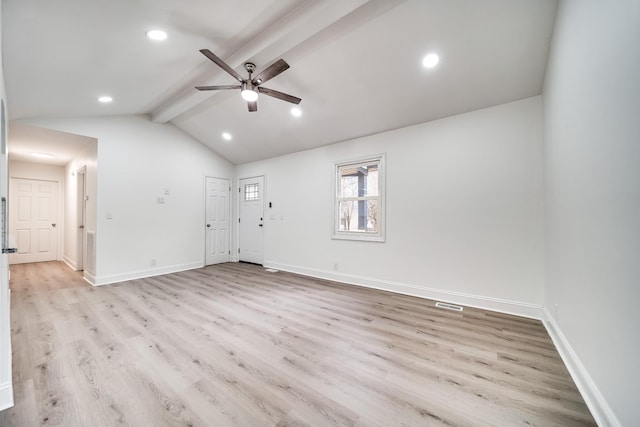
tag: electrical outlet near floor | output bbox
[150,259,157,266]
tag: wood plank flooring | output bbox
[0,261,596,426]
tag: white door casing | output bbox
[77,167,86,271]
[205,177,230,265]
[9,178,59,264]
[239,176,264,265]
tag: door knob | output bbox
[206,224,211,227]
[52,223,56,227]
[258,224,263,227]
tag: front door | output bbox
[239,176,264,265]
[205,177,231,265]
[9,178,59,264]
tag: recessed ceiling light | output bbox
[422,53,440,68]
[31,152,55,159]
[146,29,167,41]
[222,132,232,141]
[98,96,113,103]
[290,107,302,117]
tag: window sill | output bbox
[332,233,385,243]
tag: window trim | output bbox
[333,153,386,242]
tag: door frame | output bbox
[204,176,231,266]
[76,166,87,271]
[236,174,266,264]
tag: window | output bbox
[334,154,385,242]
[244,183,259,201]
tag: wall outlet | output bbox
[150,259,157,266]
[164,187,170,195]
[333,262,339,271]
[156,197,165,204]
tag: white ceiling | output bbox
[7,121,95,166]
[2,0,558,165]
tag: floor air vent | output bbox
[435,302,463,312]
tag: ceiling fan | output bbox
[195,49,301,112]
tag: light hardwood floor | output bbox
[0,261,596,426]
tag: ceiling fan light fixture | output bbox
[241,82,258,102]
[241,89,258,102]
[97,96,113,103]
[222,132,232,141]
[290,107,302,117]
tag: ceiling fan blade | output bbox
[199,49,244,82]
[252,59,289,85]
[248,101,258,112]
[195,85,241,91]
[258,86,301,105]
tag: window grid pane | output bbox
[338,198,379,232]
[338,163,379,198]
[244,183,259,201]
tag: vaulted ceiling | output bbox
[2,0,558,165]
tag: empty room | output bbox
[0,0,638,426]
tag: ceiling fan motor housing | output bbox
[244,62,256,74]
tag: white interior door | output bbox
[9,178,59,264]
[239,176,264,265]
[205,177,230,265]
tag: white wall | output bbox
[63,139,97,272]
[543,1,640,426]
[0,4,13,411]
[8,161,65,182]
[24,115,234,284]
[237,96,545,316]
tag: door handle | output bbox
[206,224,211,227]
[52,223,57,228]
[79,225,84,229]
[258,224,263,227]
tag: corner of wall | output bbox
[541,309,622,427]
[62,256,78,271]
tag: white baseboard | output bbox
[264,261,544,320]
[542,309,620,427]
[62,255,78,271]
[0,380,13,412]
[91,262,204,286]
[1,281,13,412]
[83,270,96,286]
